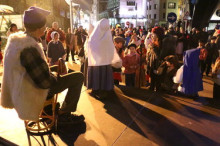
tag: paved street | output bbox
[0,63,220,146]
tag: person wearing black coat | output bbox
[75,26,88,55]
[205,36,219,76]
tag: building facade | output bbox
[0,0,70,31]
[119,0,147,27]
[97,0,182,28]
[146,0,180,28]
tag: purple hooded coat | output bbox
[182,48,203,95]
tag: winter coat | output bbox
[1,32,49,121]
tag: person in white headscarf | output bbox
[47,31,66,66]
[87,19,121,98]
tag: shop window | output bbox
[168,2,176,9]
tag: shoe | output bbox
[58,113,85,125]
[43,103,60,116]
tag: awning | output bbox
[0,5,15,31]
[65,0,93,11]
[190,0,219,28]
[0,5,14,14]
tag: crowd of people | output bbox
[108,24,220,103]
[0,6,220,126]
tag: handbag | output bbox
[57,58,67,75]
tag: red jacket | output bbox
[123,53,140,74]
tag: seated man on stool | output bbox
[1,6,84,124]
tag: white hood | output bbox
[87,18,120,66]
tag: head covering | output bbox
[182,48,203,95]
[87,18,120,66]
[23,6,50,27]
[50,31,59,41]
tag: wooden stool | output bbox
[24,58,67,146]
[24,94,58,146]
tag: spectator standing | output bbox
[48,31,66,66]
[198,40,208,76]
[123,43,140,87]
[65,28,76,62]
[40,27,48,56]
[113,36,124,85]
[46,22,66,43]
[205,36,219,76]
[75,26,88,55]
[6,23,18,37]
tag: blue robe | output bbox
[182,48,203,95]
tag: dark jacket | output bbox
[75,29,88,46]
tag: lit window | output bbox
[168,2,176,9]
